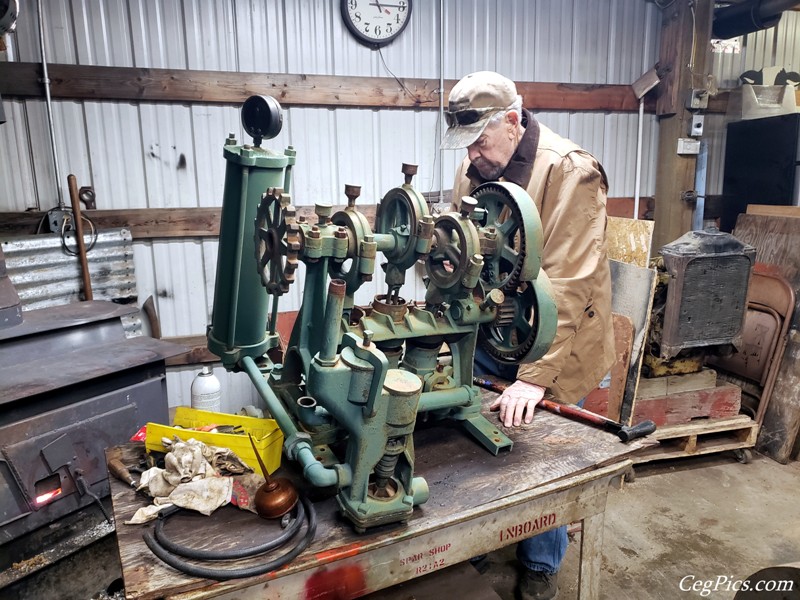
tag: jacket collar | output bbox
[466,109,540,188]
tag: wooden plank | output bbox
[0,208,221,239]
[610,260,658,425]
[651,414,754,439]
[635,368,718,400]
[165,312,297,367]
[652,0,714,251]
[733,214,800,463]
[652,113,697,250]
[655,1,714,117]
[631,416,758,464]
[0,62,651,113]
[578,511,605,600]
[164,335,215,366]
[631,434,755,464]
[746,204,800,218]
[110,402,643,599]
[630,382,741,427]
[679,435,698,454]
[606,217,654,268]
[2,201,638,240]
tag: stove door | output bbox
[0,376,167,544]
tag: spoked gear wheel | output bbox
[470,182,542,292]
[426,214,480,291]
[477,274,558,365]
[255,190,302,295]
[479,283,539,363]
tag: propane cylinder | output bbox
[191,366,222,413]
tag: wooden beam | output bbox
[164,335,217,366]
[0,208,222,238]
[0,62,653,113]
[652,0,714,251]
[0,199,651,240]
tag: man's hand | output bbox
[489,380,546,427]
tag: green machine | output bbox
[208,96,558,531]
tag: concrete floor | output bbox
[478,451,800,600]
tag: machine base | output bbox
[461,414,513,455]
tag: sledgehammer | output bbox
[473,377,656,442]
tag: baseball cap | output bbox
[440,71,518,150]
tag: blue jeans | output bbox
[474,346,581,575]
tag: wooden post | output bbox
[652,0,714,252]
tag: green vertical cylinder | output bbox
[207,140,293,367]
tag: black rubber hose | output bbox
[153,500,305,560]
[142,495,317,581]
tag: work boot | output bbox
[518,569,558,600]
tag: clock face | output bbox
[341,0,412,48]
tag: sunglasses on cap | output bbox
[444,106,506,127]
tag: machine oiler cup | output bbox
[208,96,296,367]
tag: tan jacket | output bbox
[454,119,616,403]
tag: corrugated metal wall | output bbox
[0,0,661,409]
[707,11,800,195]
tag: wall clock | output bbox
[341,0,412,48]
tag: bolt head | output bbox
[362,329,374,346]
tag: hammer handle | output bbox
[474,377,656,443]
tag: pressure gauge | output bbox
[341,0,412,48]
[241,96,283,146]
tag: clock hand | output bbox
[369,2,403,10]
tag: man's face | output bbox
[467,113,517,180]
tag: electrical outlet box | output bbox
[686,88,709,110]
[690,114,705,137]
[677,138,701,155]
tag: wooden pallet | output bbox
[632,415,758,465]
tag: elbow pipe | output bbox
[296,396,332,427]
[240,355,349,488]
[296,444,351,488]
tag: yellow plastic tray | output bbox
[145,407,283,474]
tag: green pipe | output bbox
[319,279,346,363]
[417,387,472,412]
[240,356,344,488]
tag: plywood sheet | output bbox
[606,217,654,268]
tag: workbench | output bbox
[110,397,647,600]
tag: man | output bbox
[441,71,616,600]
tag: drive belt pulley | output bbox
[471,182,556,365]
[470,181,543,292]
